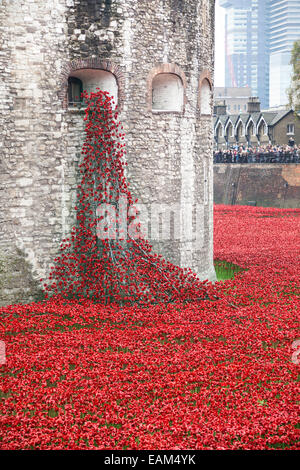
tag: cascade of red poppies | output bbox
[2,204,300,450]
[44,89,207,304]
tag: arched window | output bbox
[68,69,118,108]
[246,120,255,138]
[68,77,83,104]
[216,122,223,138]
[225,121,234,140]
[152,73,184,112]
[236,121,244,138]
[257,119,267,138]
[200,79,212,115]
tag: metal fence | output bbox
[214,149,300,164]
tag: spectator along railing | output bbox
[214,146,300,164]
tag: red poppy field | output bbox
[0,204,299,450]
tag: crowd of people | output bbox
[213,145,300,164]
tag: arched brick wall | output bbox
[146,63,187,113]
[198,69,213,115]
[58,58,125,109]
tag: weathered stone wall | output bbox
[63,0,216,280]
[0,0,216,306]
[0,0,69,306]
[214,164,300,208]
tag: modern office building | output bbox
[220,0,300,109]
[269,0,300,107]
[220,0,270,109]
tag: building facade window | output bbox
[216,123,223,138]
[152,73,184,112]
[236,121,245,137]
[247,121,255,138]
[257,119,268,137]
[287,123,295,135]
[226,122,234,139]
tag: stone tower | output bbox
[0,0,216,306]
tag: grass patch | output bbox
[214,260,245,282]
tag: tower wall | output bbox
[0,0,70,305]
[0,0,216,306]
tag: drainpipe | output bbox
[231,182,236,205]
[283,182,288,208]
[268,127,273,145]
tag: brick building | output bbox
[214,97,300,148]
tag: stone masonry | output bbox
[0,0,216,306]
[214,163,300,208]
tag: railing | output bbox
[213,151,300,164]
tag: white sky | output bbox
[214,0,225,87]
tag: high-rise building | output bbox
[269,0,300,107]
[219,0,300,110]
[220,0,269,109]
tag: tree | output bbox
[288,40,300,111]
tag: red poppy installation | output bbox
[0,92,299,450]
[44,90,207,305]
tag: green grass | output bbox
[214,260,245,282]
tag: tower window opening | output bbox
[68,77,83,105]
[68,69,118,109]
[152,73,184,112]
[200,78,212,115]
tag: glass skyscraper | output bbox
[220,0,300,109]
[269,0,300,107]
[220,0,270,109]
